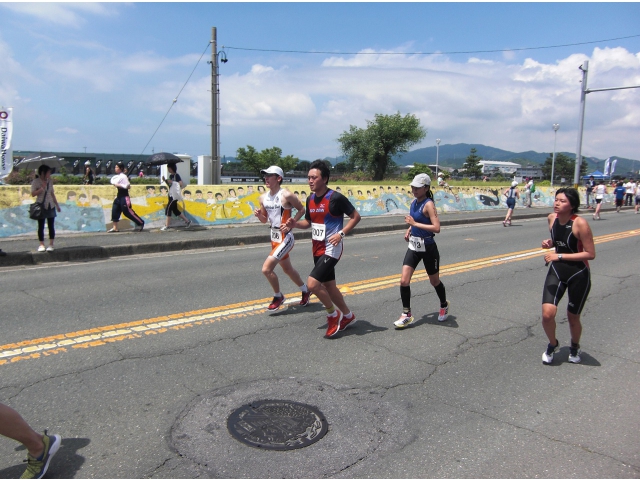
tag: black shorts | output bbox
[310,255,339,283]
[165,197,181,217]
[542,262,591,315]
[615,199,624,207]
[403,242,440,275]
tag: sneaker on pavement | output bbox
[394,313,415,329]
[437,301,450,322]
[135,222,145,232]
[542,340,559,365]
[160,226,171,231]
[185,220,192,228]
[46,246,54,252]
[325,310,343,338]
[37,245,46,252]
[569,344,582,364]
[20,431,61,479]
[339,312,356,331]
[267,295,285,311]
[299,290,311,307]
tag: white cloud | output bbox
[0,3,118,28]
[56,127,78,134]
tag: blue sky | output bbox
[1,2,639,162]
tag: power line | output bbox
[223,34,640,56]
[141,42,211,155]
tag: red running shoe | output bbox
[325,310,343,337]
[267,295,285,311]
[299,291,311,306]
[339,312,356,331]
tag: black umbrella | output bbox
[146,152,185,166]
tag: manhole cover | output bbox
[227,399,328,450]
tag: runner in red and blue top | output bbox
[287,160,361,338]
[541,187,595,365]
[394,174,450,329]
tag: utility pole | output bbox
[210,27,221,184]
[574,61,640,186]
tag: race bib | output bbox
[409,235,426,252]
[311,223,326,241]
[271,228,283,243]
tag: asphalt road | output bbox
[1,212,639,478]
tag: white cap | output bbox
[260,166,284,178]
[84,161,92,166]
[409,173,432,188]
[511,181,518,187]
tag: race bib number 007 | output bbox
[311,223,326,241]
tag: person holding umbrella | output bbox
[108,162,145,232]
[30,165,61,252]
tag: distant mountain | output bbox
[392,143,639,175]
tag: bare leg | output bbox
[262,256,281,294]
[307,276,333,309]
[567,311,583,345]
[541,303,558,344]
[325,280,351,316]
[279,256,305,288]
[0,403,44,458]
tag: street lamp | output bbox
[435,138,441,178]
[551,124,559,187]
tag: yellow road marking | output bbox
[2,229,638,366]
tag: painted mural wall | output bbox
[0,183,610,238]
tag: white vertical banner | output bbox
[603,157,611,176]
[610,158,617,175]
[0,107,14,178]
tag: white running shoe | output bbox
[437,301,450,322]
[46,246,54,252]
[160,226,171,231]
[37,245,46,252]
[568,345,582,364]
[394,313,415,329]
[542,341,559,365]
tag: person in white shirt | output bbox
[109,162,145,232]
[624,180,633,206]
[525,178,534,207]
[254,166,311,311]
[160,163,191,231]
[626,180,636,208]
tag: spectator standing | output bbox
[30,165,61,252]
[108,162,145,232]
[623,179,633,206]
[626,180,636,209]
[585,175,596,209]
[82,165,94,185]
[613,182,626,213]
[525,177,534,207]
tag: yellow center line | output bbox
[1,229,638,366]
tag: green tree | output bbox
[295,160,311,172]
[406,162,433,179]
[541,153,587,182]
[236,145,299,176]
[338,112,427,181]
[462,148,483,179]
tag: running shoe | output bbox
[437,301,450,322]
[267,295,285,311]
[503,221,507,227]
[325,309,343,338]
[185,220,192,228]
[299,290,311,307]
[20,430,61,479]
[160,226,171,231]
[107,227,119,233]
[37,245,46,252]
[339,312,356,331]
[569,343,582,364]
[46,246,54,252]
[135,222,145,232]
[394,312,415,329]
[542,340,559,365]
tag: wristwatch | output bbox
[557,254,563,260]
[339,230,345,239]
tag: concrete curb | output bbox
[0,210,554,267]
